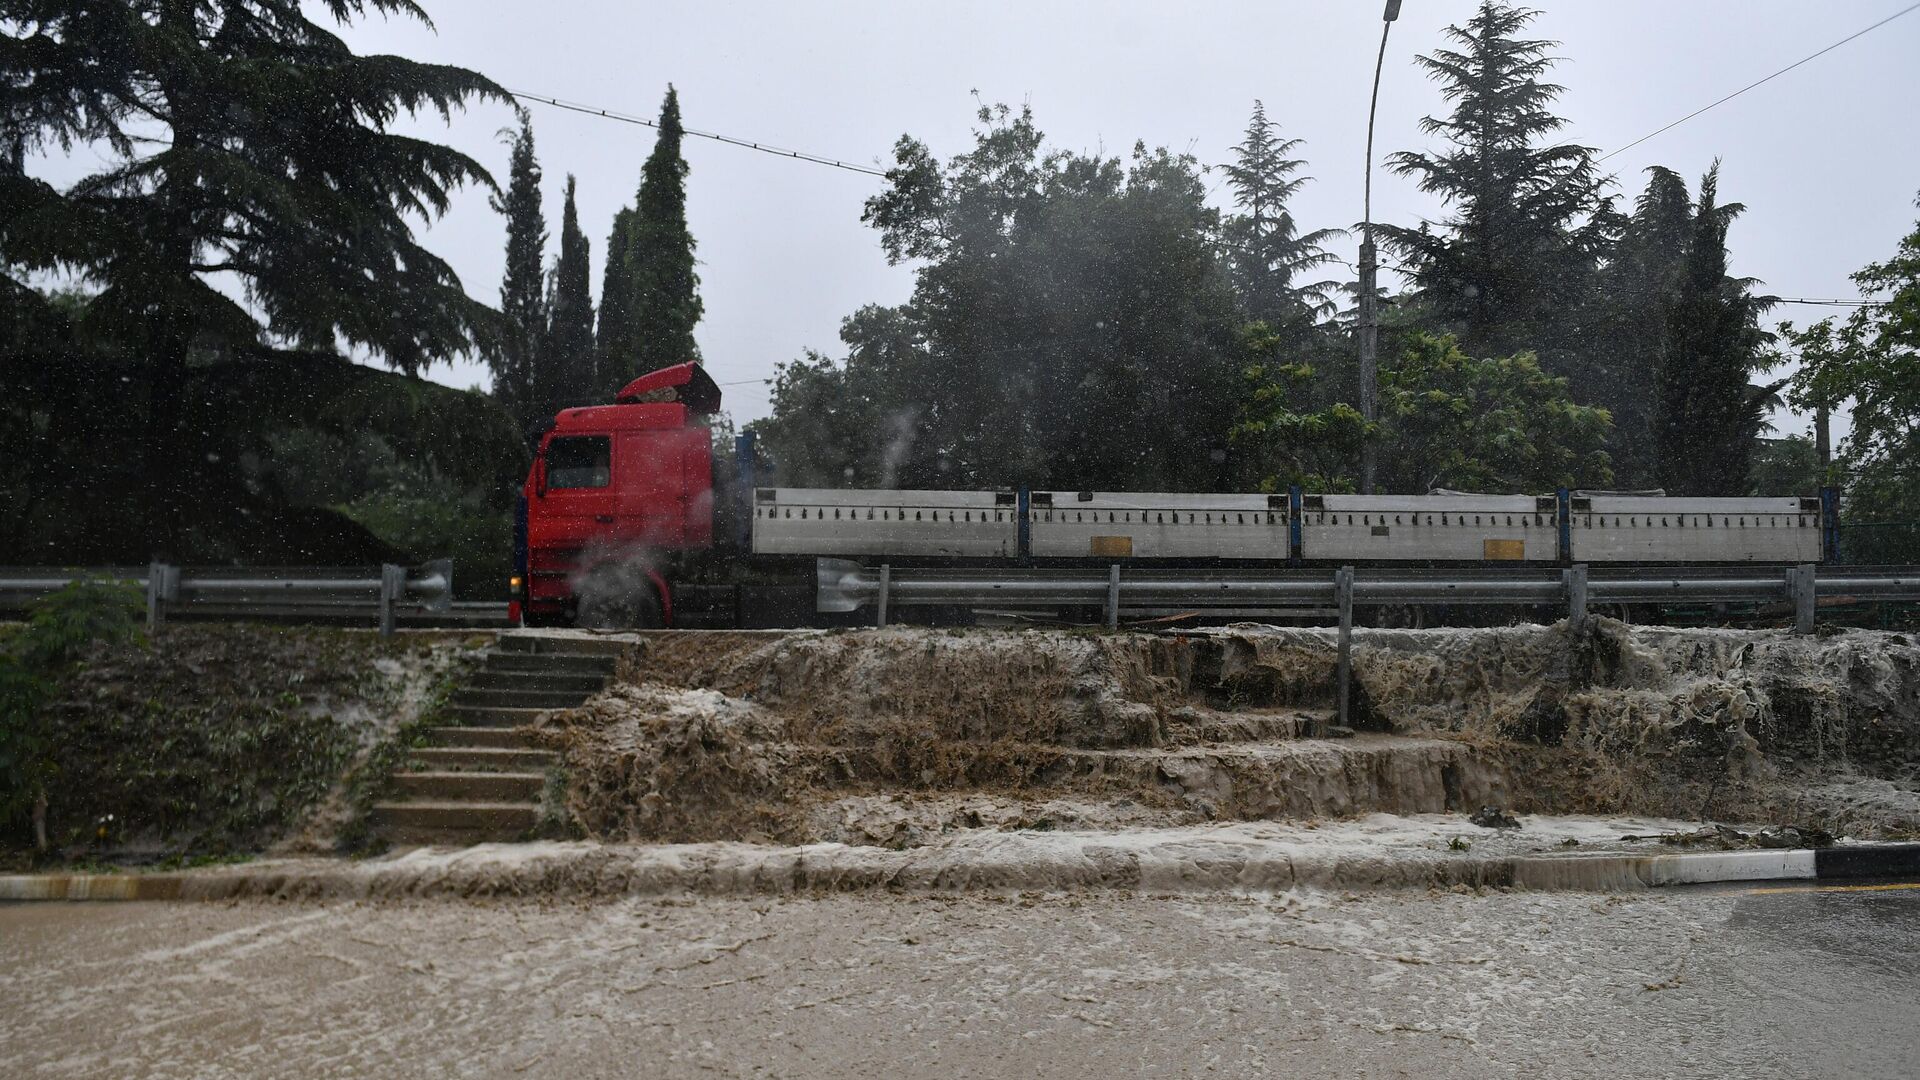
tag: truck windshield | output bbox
[546,435,611,489]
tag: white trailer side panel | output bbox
[1027,491,1288,559]
[1572,496,1821,562]
[751,488,1018,558]
[1301,494,1556,562]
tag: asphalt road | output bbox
[3,883,1916,1078]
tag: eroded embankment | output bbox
[14,627,485,861]
[527,623,1920,846]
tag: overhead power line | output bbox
[1775,297,1890,307]
[508,89,890,178]
[1599,2,1920,162]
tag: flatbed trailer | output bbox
[512,362,1844,629]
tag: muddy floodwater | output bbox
[5,887,1917,1078]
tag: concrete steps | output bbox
[373,632,632,847]
[451,687,592,710]
[411,746,559,771]
[446,705,556,728]
[391,770,546,801]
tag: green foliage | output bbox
[1591,167,1694,487]
[25,627,417,856]
[0,578,143,842]
[1748,437,1823,499]
[766,104,1243,491]
[622,85,704,381]
[1381,1,1611,360]
[542,175,599,414]
[595,206,637,391]
[1231,322,1367,492]
[1786,194,1920,562]
[1656,164,1776,496]
[2,1,506,542]
[1221,101,1343,329]
[1374,333,1612,493]
[750,305,931,487]
[489,109,549,435]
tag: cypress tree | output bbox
[1221,100,1342,330]
[1596,166,1693,486]
[625,85,704,377]
[542,174,596,414]
[595,207,635,390]
[1656,164,1773,495]
[491,109,548,434]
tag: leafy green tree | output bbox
[541,174,596,415]
[490,108,547,434]
[752,304,933,487]
[623,85,703,379]
[1375,332,1612,493]
[1748,435,1822,498]
[1787,195,1920,561]
[1,0,503,547]
[1381,1,1610,363]
[1220,101,1343,331]
[849,104,1243,491]
[595,206,636,390]
[1655,164,1776,496]
[1592,166,1693,486]
[1230,322,1367,492]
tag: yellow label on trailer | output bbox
[1089,535,1134,558]
[1483,539,1525,561]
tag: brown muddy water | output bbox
[531,622,1920,846]
[5,886,1917,1078]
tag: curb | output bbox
[4,841,1916,903]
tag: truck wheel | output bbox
[574,570,663,630]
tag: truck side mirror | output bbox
[534,454,548,498]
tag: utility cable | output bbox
[507,89,890,178]
[1599,2,1920,162]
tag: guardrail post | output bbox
[145,561,178,634]
[1105,564,1121,630]
[876,564,891,628]
[379,563,406,637]
[1332,566,1354,737]
[1565,563,1589,633]
[1792,563,1817,635]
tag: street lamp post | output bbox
[1359,0,1401,495]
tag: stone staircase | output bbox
[372,633,627,846]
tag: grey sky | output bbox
[176,3,1920,434]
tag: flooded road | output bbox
[3,885,1916,1078]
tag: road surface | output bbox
[3,882,1916,1078]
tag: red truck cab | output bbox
[515,362,722,627]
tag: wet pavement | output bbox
[2,883,1916,1078]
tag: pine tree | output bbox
[624,85,704,378]
[1221,101,1343,330]
[1656,164,1774,495]
[1596,166,1693,486]
[595,207,635,389]
[0,0,502,545]
[541,174,596,415]
[1382,1,1610,360]
[491,109,547,433]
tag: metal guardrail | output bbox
[818,559,1920,630]
[818,558,1920,733]
[0,561,456,637]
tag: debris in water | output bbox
[1470,806,1521,830]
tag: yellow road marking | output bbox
[1740,881,1920,895]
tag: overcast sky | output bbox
[156,3,1920,433]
